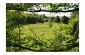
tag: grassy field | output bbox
[14,22,55,40]
[7,22,79,52]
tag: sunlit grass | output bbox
[10,22,79,52]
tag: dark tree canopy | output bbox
[54,16,60,23]
[62,16,70,24]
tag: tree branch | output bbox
[28,8,79,12]
[7,8,79,12]
[6,44,63,52]
[6,44,39,52]
[6,42,79,52]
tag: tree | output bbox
[62,16,70,24]
[54,16,60,23]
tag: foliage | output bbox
[6,3,34,11]
[48,17,54,28]
[6,11,79,52]
[54,16,60,23]
[6,11,49,25]
[62,16,70,24]
[70,11,79,19]
[6,3,79,52]
[6,21,79,51]
[6,3,79,12]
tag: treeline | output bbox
[6,11,48,24]
[6,11,70,26]
[48,16,70,24]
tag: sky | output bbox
[27,12,71,17]
[29,5,71,17]
[35,12,71,17]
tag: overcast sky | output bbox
[36,12,71,17]
[27,12,71,17]
[28,5,71,17]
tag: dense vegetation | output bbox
[6,3,79,52]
